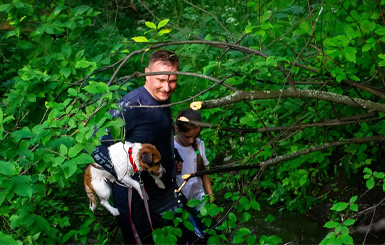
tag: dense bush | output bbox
[0,0,384,244]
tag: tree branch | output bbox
[193,89,385,113]
[207,112,379,133]
[182,135,385,180]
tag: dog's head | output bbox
[137,144,164,177]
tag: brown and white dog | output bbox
[84,142,165,216]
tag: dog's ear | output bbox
[140,152,153,165]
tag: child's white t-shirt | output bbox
[175,138,209,201]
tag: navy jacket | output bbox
[95,86,175,197]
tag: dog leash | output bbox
[128,181,153,244]
[128,186,142,244]
[127,147,154,244]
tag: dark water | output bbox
[234,203,327,244]
[236,202,385,245]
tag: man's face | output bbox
[144,61,178,102]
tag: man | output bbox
[92,50,182,244]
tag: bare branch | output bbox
[196,89,385,113]
[207,112,379,133]
[182,135,385,179]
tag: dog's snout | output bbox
[150,171,161,176]
[150,166,164,177]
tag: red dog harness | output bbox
[128,147,139,172]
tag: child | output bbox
[174,108,214,206]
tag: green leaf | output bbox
[339,234,353,244]
[238,228,251,235]
[60,144,68,155]
[83,81,109,93]
[240,212,251,222]
[261,235,281,244]
[158,29,171,36]
[62,230,76,244]
[349,196,357,203]
[68,143,84,158]
[71,5,90,16]
[101,57,110,65]
[60,160,77,179]
[12,175,32,197]
[343,219,356,226]
[246,235,256,245]
[233,233,245,244]
[76,50,84,59]
[13,1,24,8]
[0,161,17,175]
[250,199,260,211]
[0,4,11,12]
[324,221,340,228]
[158,19,169,29]
[132,36,149,42]
[183,220,194,231]
[34,214,50,231]
[60,67,71,78]
[360,122,368,132]
[350,204,358,212]
[228,212,236,222]
[374,172,385,179]
[224,192,232,199]
[299,21,310,32]
[331,202,348,211]
[11,129,35,142]
[363,167,372,175]
[162,211,175,220]
[200,205,208,216]
[239,196,249,206]
[186,198,200,207]
[208,236,221,244]
[245,23,257,34]
[345,27,355,39]
[145,21,157,30]
[75,60,95,69]
[265,214,275,222]
[73,153,94,164]
[375,27,385,36]
[61,44,72,57]
[173,217,182,226]
[342,46,356,62]
[0,232,18,245]
[68,88,77,96]
[366,177,375,189]
[362,44,372,52]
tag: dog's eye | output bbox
[140,153,153,164]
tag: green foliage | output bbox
[1,0,385,244]
[321,168,385,244]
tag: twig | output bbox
[377,0,385,25]
[182,0,236,42]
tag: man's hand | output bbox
[176,161,183,175]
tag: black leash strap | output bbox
[128,176,153,245]
[128,187,142,245]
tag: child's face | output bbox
[175,127,201,146]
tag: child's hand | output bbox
[176,161,183,175]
